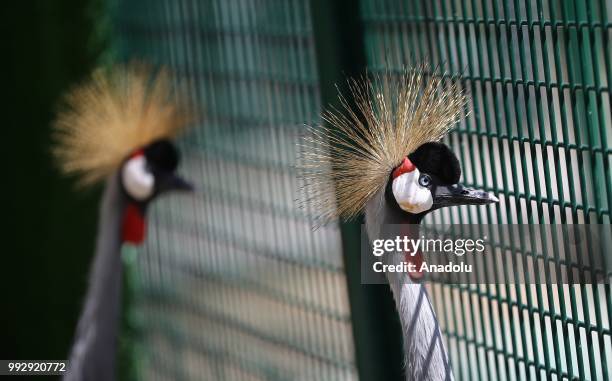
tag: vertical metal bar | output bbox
[430,3,485,380]
[506,2,548,379]
[523,1,567,377]
[560,1,600,379]
[565,2,609,379]
[309,1,405,380]
[463,0,514,378]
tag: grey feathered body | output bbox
[365,188,453,381]
[65,174,126,381]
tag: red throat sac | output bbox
[405,250,424,280]
[400,225,424,280]
[122,203,146,244]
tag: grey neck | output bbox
[65,174,126,381]
[365,190,453,381]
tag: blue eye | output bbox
[418,174,432,187]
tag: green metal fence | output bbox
[114,0,611,380]
[360,0,611,380]
[116,0,357,379]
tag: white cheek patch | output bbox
[122,155,154,201]
[392,168,433,214]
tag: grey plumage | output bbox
[64,174,127,381]
[365,188,453,381]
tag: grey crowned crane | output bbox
[53,66,192,381]
[301,66,498,381]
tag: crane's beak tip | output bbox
[177,180,194,192]
[164,174,194,192]
[433,185,499,208]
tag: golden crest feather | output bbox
[52,64,190,186]
[299,65,468,223]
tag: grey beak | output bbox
[433,183,499,208]
[157,172,194,193]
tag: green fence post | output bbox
[309,1,404,380]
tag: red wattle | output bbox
[405,250,424,280]
[122,203,146,244]
[400,224,424,280]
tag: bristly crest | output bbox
[52,64,190,186]
[298,65,468,223]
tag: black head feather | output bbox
[143,139,180,172]
[408,142,461,185]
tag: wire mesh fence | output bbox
[114,0,610,380]
[360,0,611,379]
[115,0,357,379]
